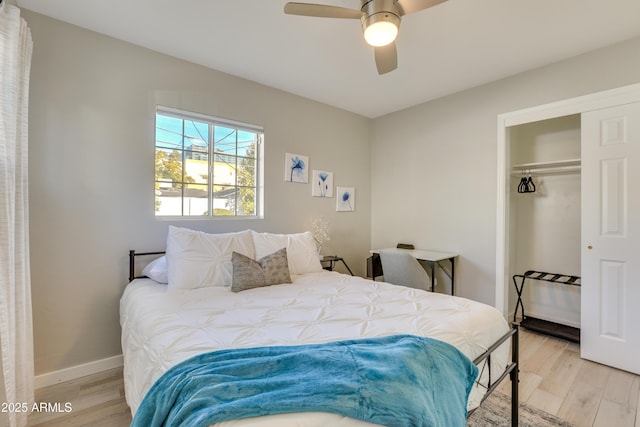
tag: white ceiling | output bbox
[15,0,640,118]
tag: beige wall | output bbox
[24,11,372,375]
[371,36,640,305]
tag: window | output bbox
[154,107,263,218]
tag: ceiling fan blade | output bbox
[395,0,447,15]
[284,2,362,19]
[374,42,397,75]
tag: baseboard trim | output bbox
[35,354,124,389]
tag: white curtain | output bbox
[0,2,34,427]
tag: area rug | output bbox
[467,391,575,426]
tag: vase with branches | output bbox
[310,217,330,256]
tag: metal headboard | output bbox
[128,249,165,282]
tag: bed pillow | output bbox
[141,255,168,284]
[231,248,292,292]
[251,231,323,275]
[166,226,255,291]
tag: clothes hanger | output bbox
[517,169,536,193]
[518,170,528,193]
[526,170,536,193]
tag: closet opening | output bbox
[507,114,581,343]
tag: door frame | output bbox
[495,82,640,318]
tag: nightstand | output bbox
[320,256,353,275]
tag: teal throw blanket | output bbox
[132,334,478,427]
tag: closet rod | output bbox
[511,165,581,176]
[511,158,581,175]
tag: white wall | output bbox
[24,11,371,375]
[371,35,640,305]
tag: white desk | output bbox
[369,248,458,295]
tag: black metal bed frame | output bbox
[128,249,165,282]
[128,249,520,426]
[471,324,519,425]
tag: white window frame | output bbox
[154,105,264,219]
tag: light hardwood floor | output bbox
[27,368,131,427]
[496,328,640,427]
[27,329,640,427]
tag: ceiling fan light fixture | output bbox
[286,0,448,74]
[362,13,400,47]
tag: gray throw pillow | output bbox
[231,248,292,292]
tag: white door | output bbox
[581,102,640,374]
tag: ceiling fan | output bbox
[284,0,447,74]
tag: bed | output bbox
[121,227,519,427]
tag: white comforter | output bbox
[120,271,510,426]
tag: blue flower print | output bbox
[318,172,329,197]
[342,191,352,210]
[290,156,305,181]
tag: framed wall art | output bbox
[311,170,333,197]
[336,187,355,212]
[284,153,309,183]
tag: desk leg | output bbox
[450,257,455,295]
[435,258,455,295]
